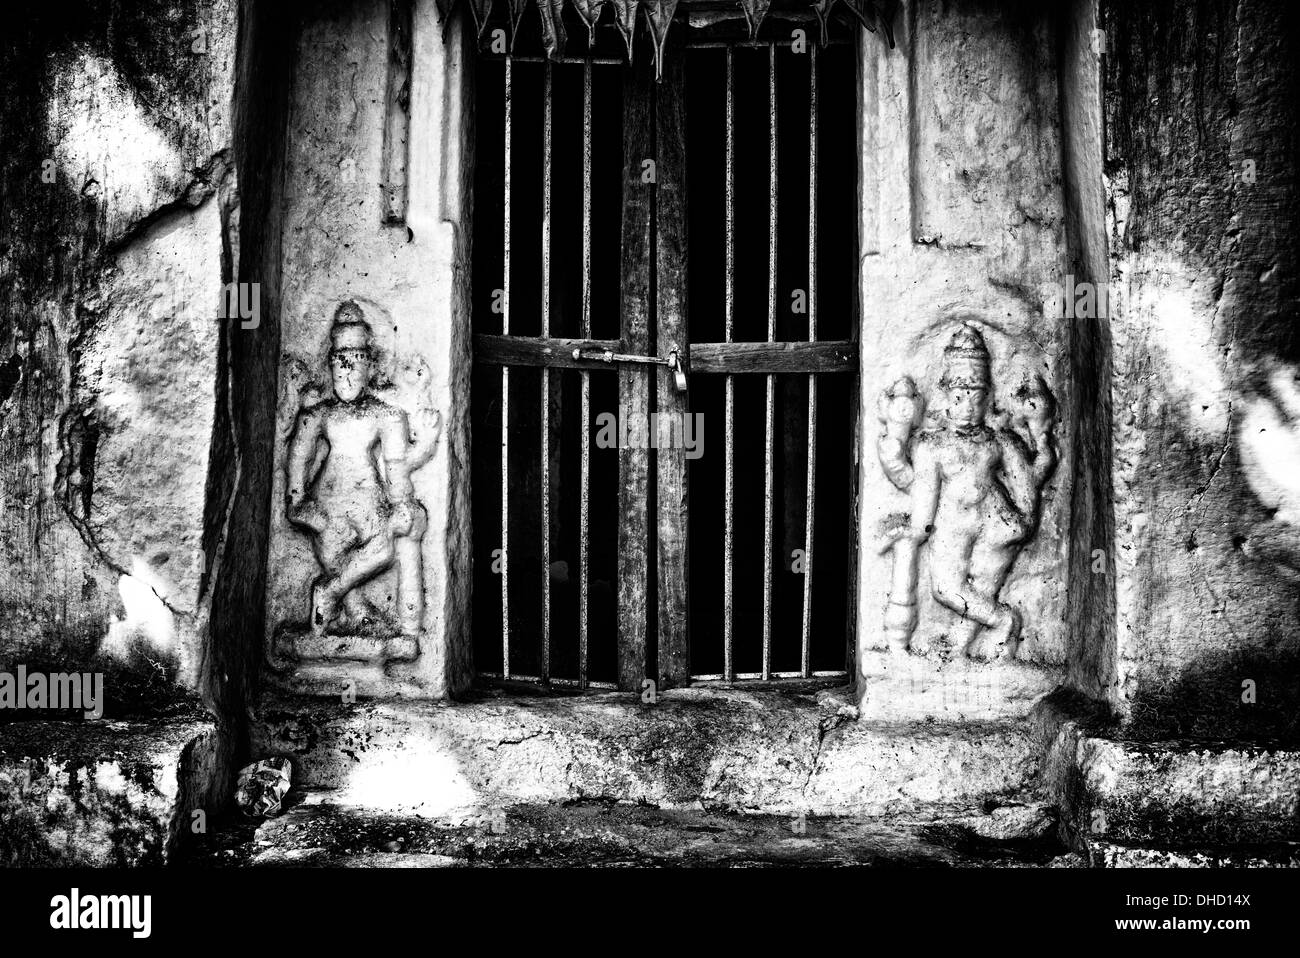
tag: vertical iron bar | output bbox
[801,45,818,678]
[762,41,776,682]
[723,45,736,683]
[540,60,553,683]
[501,56,513,678]
[579,57,593,689]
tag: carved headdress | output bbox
[938,322,991,390]
[330,301,373,356]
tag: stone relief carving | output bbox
[877,321,1056,661]
[278,301,441,665]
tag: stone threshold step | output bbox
[188,789,1073,868]
[0,712,227,866]
[254,687,1046,817]
[1035,696,1300,846]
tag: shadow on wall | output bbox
[1124,645,1300,744]
[1121,356,1300,744]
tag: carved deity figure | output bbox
[285,302,438,643]
[877,323,1056,660]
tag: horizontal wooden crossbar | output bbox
[689,340,857,373]
[475,335,857,373]
[475,334,622,369]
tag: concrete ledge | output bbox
[253,688,1044,817]
[0,713,225,866]
[1034,694,1300,849]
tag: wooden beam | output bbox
[474,334,622,369]
[689,340,857,374]
[655,26,690,689]
[616,44,655,694]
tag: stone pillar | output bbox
[856,1,1075,719]
[261,0,474,699]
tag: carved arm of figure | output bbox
[405,407,442,476]
[876,377,932,650]
[380,411,424,537]
[384,361,442,520]
[285,406,327,533]
[881,438,941,650]
[998,376,1057,522]
[379,403,437,639]
[1022,376,1057,487]
[877,376,923,491]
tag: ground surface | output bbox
[185,788,1077,868]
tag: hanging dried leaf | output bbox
[839,0,877,34]
[571,0,607,47]
[812,0,836,46]
[468,0,495,42]
[507,0,529,48]
[879,0,899,48]
[739,0,773,40]
[539,0,568,56]
[445,0,896,57]
[836,0,899,49]
[641,0,678,80]
[612,0,639,61]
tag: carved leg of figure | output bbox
[928,542,1009,659]
[963,533,1024,661]
[309,532,397,639]
[949,611,980,651]
[943,592,1019,661]
[964,605,1021,662]
[310,521,358,637]
[330,532,397,600]
[341,591,377,631]
[310,578,342,638]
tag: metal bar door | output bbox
[471,17,859,693]
[473,37,675,693]
[676,32,859,687]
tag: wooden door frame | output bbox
[616,25,691,693]
[616,36,655,692]
[655,27,692,690]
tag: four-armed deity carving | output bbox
[282,301,440,663]
[877,322,1056,661]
